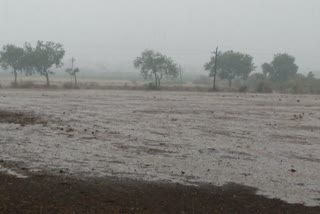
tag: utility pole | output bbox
[71,57,76,70]
[71,57,77,87]
[212,46,219,91]
[179,65,183,85]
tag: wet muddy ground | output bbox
[1,173,320,214]
[0,89,320,210]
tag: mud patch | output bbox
[0,110,46,126]
[0,174,319,214]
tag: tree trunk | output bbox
[74,74,78,88]
[212,74,216,91]
[20,71,23,84]
[158,74,164,89]
[13,70,17,86]
[154,72,159,88]
[45,74,50,87]
[212,46,219,91]
[155,76,158,88]
[228,79,232,88]
[154,73,157,87]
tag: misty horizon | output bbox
[0,0,319,75]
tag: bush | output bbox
[77,82,100,89]
[144,83,160,90]
[281,78,320,94]
[255,81,273,93]
[18,81,36,88]
[238,85,248,93]
[63,82,74,89]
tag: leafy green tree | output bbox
[0,44,25,85]
[134,50,179,88]
[262,53,298,82]
[207,50,255,88]
[31,41,65,87]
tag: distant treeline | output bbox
[1,41,319,93]
[0,41,65,87]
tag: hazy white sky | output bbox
[0,0,319,73]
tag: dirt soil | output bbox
[0,110,47,126]
[1,173,320,214]
[0,89,320,210]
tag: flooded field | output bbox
[0,89,320,207]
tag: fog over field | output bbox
[1,1,320,212]
[0,0,319,74]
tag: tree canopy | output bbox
[134,50,179,88]
[0,41,65,87]
[0,44,25,85]
[307,71,315,80]
[205,50,255,88]
[262,53,298,82]
[30,41,65,86]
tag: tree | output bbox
[250,73,266,80]
[262,53,298,82]
[134,50,179,88]
[307,71,315,80]
[20,43,36,78]
[0,44,25,85]
[262,63,273,77]
[204,47,220,91]
[65,57,80,88]
[31,41,65,87]
[206,50,255,88]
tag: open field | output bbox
[0,89,320,212]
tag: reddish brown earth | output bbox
[0,173,319,214]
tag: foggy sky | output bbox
[0,0,319,74]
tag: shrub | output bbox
[19,81,36,88]
[255,81,273,93]
[62,82,74,89]
[77,82,100,89]
[238,85,248,93]
[144,82,160,90]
